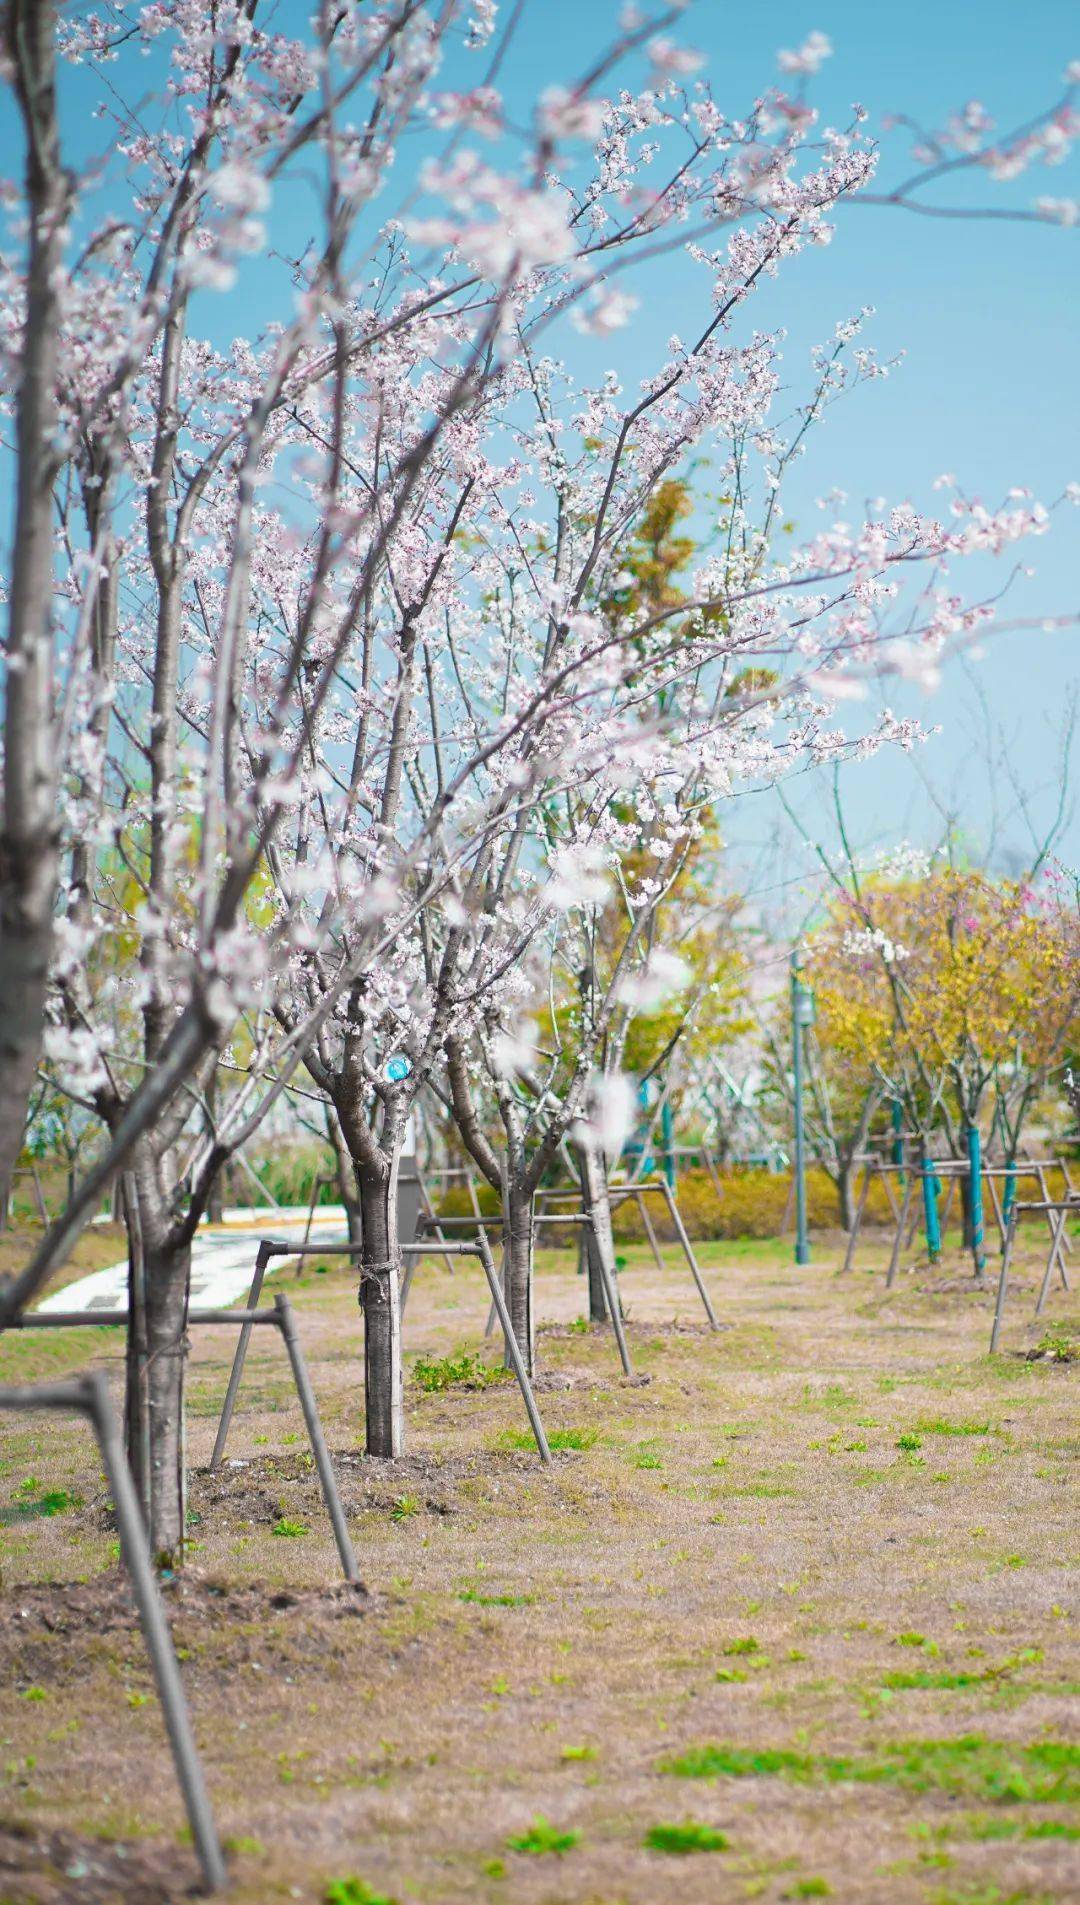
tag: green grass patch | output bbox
[633,1446,663,1469]
[0,1486,81,1525]
[411,1349,509,1393]
[658,1736,1080,1804]
[644,1820,729,1855]
[506,1815,581,1856]
[324,1881,397,1905]
[458,1589,534,1608]
[270,1517,309,1539]
[951,1815,1080,1843]
[501,1426,598,1452]
[914,1418,992,1437]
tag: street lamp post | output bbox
[791,949,814,1267]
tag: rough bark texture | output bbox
[123,1168,191,1566]
[0,0,66,1213]
[837,1161,856,1233]
[579,1145,620,1323]
[502,1179,535,1376]
[357,1164,403,1458]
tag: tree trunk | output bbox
[579,1144,620,1324]
[356,1162,403,1458]
[0,0,67,1216]
[502,1176,535,1376]
[123,1174,191,1567]
[836,1160,856,1233]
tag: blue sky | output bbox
[5,0,1078,900]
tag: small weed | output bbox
[560,1744,596,1762]
[644,1820,728,1855]
[789,1882,831,1899]
[915,1419,991,1437]
[895,1633,937,1652]
[506,1815,581,1856]
[390,1495,421,1521]
[897,1433,923,1453]
[270,1517,309,1538]
[223,1836,265,1857]
[1026,1331,1078,1363]
[569,1317,589,1334]
[722,1636,761,1656]
[20,1687,46,1702]
[633,1447,663,1469]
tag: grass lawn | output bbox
[0,1226,1077,1903]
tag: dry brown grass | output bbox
[0,1224,1077,1904]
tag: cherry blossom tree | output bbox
[2,2,1078,1552]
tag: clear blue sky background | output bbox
[6,0,1077,907]
[493,0,1080,898]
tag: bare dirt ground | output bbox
[0,1227,1077,1905]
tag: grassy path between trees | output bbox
[1,1231,1077,1904]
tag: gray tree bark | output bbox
[502,1176,535,1375]
[0,0,69,1213]
[123,1163,191,1566]
[578,1144,621,1324]
[356,1161,404,1458]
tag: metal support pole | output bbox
[1035,1207,1070,1315]
[635,1189,667,1273]
[659,1179,718,1329]
[472,1233,551,1464]
[990,1208,1017,1352]
[0,1376,227,1894]
[791,951,810,1266]
[209,1241,272,1472]
[921,1156,942,1263]
[885,1171,914,1288]
[591,1214,633,1375]
[272,1295,360,1583]
[967,1126,986,1278]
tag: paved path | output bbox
[37,1206,351,1315]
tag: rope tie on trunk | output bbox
[356,1258,401,1294]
